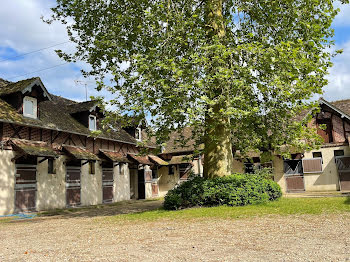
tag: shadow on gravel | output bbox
[37,199,164,219]
[1,200,164,224]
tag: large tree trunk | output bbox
[203,105,233,178]
[203,0,233,178]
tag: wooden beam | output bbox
[51,131,61,144]
[28,127,32,140]
[78,135,86,147]
[9,124,23,139]
[70,134,76,146]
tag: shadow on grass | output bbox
[345,196,350,205]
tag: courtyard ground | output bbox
[0,197,349,261]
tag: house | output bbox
[157,98,350,194]
[0,77,168,215]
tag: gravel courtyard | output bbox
[0,200,349,262]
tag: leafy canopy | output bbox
[47,0,348,155]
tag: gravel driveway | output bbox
[0,201,349,261]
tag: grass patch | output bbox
[109,197,350,222]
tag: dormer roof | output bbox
[0,77,52,100]
[68,100,99,114]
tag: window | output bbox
[312,152,323,164]
[334,150,344,157]
[23,96,37,119]
[89,161,95,174]
[89,115,97,131]
[284,160,303,175]
[48,158,56,174]
[135,127,142,141]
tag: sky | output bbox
[0,1,350,102]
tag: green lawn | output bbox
[109,197,350,222]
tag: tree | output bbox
[47,0,348,178]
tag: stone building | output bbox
[0,77,168,215]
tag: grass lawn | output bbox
[108,196,350,222]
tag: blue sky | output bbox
[0,0,350,102]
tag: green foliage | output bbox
[164,173,282,210]
[46,0,349,158]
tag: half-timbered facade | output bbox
[0,77,167,215]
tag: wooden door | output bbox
[66,166,81,207]
[138,169,145,199]
[102,168,114,203]
[15,165,37,212]
[335,157,350,191]
[285,175,305,192]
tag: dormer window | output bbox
[23,96,37,119]
[135,127,142,141]
[89,115,97,131]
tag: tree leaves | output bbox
[47,0,348,154]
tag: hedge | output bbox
[163,173,282,210]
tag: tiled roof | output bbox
[68,100,98,114]
[162,127,197,154]
[169,155,193,165]
[0,77,39,96]
[10,139,58,158]
[63,145,100,160]
[330,99,350,116]
[0,78,11,88]
[148,155,169,166]
[0,77,138,145]
[99,150,130,163]
[128,153,153,165]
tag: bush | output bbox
[163,173,282,210]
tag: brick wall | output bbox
[332,115,346,143]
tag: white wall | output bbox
[81,160,102,206]
[36,156,66,211]
[0,150,15,215]
[114,163,131,202]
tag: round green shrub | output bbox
[163,173,282,210]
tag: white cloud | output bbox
[333,1,350,27]
[0,0,96,101]
[324,40,350,101]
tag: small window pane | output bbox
[89,116,96,131]
[24,100,34,115]
[334,150,344,157]
[313,152,322,159]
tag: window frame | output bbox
[135,127,142,141]
[88,115,97,131]
[23,96,38,119]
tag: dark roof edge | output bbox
[0,118,141,147]
[319,98,350,121]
